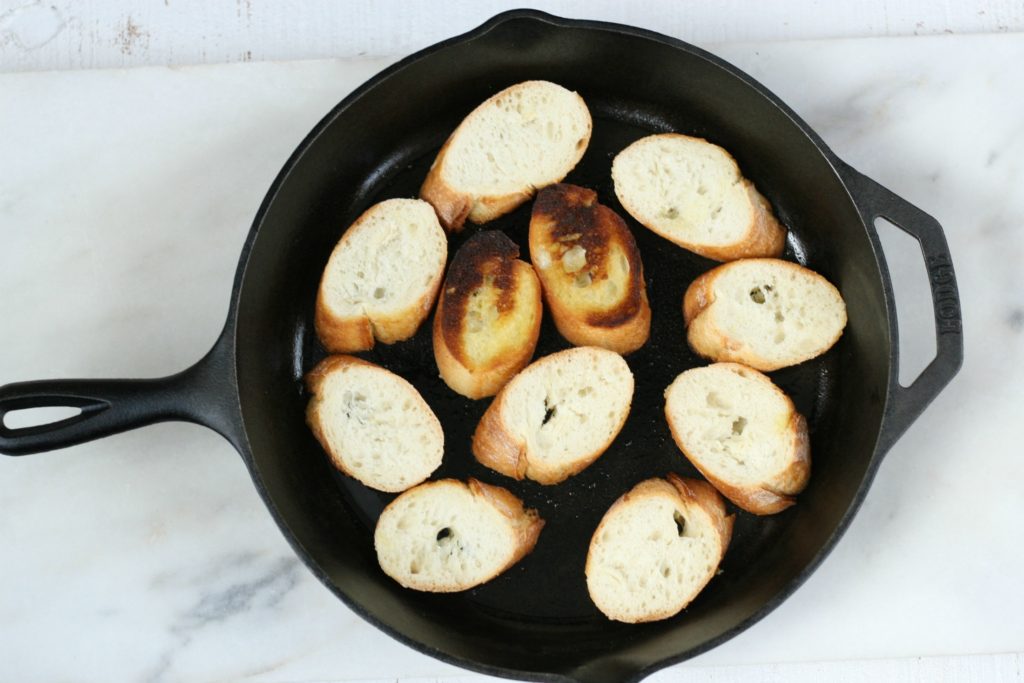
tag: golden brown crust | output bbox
[418,81,592,233]
[314,202,445,353]
[419,136,474,232]
[585,475,733,623]
[467,478,545,567]
[304,355,412,484]
[471,396,529,479]
[529,184,651,354]
[663,363,811,515]
[433,231,542,399]
[471,347,633,485]
[613,133,785,262]
[684,258,845,371]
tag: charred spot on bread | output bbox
[440,230,521,364]
[531,184,646,329]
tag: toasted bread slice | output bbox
[374,478,544,592]
[664,363,810,514]
[684,258,847,371]
[420,81,592,232]
[305,355,443,492]
[433,230,542,399]
[612,134,785,261]
[472,347,633,485]
[529,184,651,354]
[586,474,734,623]
[315,198,447,353]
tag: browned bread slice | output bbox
[528,184,651,354]
[419,80,592,231]
[585,474,734,623]
[433,230,542,399]
[315,198,447,353]
[664,363,810,514]
[684,258,848,371]
[612,133,785,261]
[472,346,633,485]
[374,478,544,592]
[305,355,443,492]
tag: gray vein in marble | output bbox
[144,554,302,683]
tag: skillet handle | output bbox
[841,164,964,454]
[0,329,241,456]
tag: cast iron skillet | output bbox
[0,10,963,683]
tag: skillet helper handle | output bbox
[0,333,240,456]
[842,164,964,454]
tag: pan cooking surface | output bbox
[299,96,838,625]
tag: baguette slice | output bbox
[315,198,447,353]
[586,474,734,623]
[684,258,848,371]
[664,363,810,514]
[433,230,542,399]
[472,347,633,485]
[420,80,592,232]
[374,478,544,592]
[305,355,443,492]
[529,184,651,354]
[612,134,785,261]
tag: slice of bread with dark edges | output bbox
[664,363,810,515]
[529,184,651,354]
[305,355,443,492]
[586,474,734,623]
[433,230,542,399]
[420,80,592,232]
[472,346,633,485]
[374,478,545,592]
[684,258,848,371]
[315,198,447,353]
[612,134,785,261]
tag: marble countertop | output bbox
[0,30,1021,683]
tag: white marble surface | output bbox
[2,0,1023,72]
[0,31,1021,683]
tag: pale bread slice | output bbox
[433,230,542,399]
[664,363,810,514]
[529,183,651,354]
[420,80,592,232]
[315,198,447,353]
[374,478,544,592]
[612,133,785,261]
[586,474,734,623]
[684,258,848,371]
[472,346,633,485]
[305,355,443,493]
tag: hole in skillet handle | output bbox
[874,217,937,388]
[2,406,84,430]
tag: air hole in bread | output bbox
[731,416,747,436]
[697,185,707,195]
[410,562,420,575]
[706,392,730,410]
[775,311,785,323]
[576,137,587,149]
[578,386,593,397]
[774,330,786,344]
[661,565,672,578]
[574,272,593,288]
[436,527,452,543]
[712,206,722,218]
[750,287,766,304]
[373,287,386,300]
[542,398,557,425]
[662,206,679,219]
[673,510,686,536]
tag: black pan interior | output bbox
[233,14,890,681]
